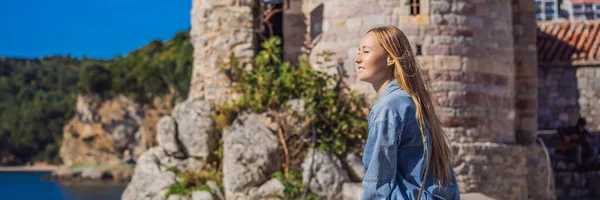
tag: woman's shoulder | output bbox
[377,89,414,110]
[371,90,415,123]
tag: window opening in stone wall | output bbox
[410,0,420,15]
[415,44,422,56]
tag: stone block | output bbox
[425,45,451,56]
[423,26,440,35]
[467,17,484,28]
[452,142,527,200]
[526,144,556,200]
[417,56,434,71]
[347,17,363,30]
[431,1,451,14]
[433,56,462,70]
[364,15,387,29]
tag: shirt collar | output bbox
[379,79,401,99]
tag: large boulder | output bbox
[172,100,218,160]
[122,170,177,200]
[191,191,214,200]
[342,182,363,200]
[157,116,184,158]
[223,112,282,199]
[122,148,178,200]
[122,146,204,200]
[247,178,285,199]
[302,149,351,200]
[344,153,365,181]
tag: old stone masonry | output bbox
[122,0,554,200]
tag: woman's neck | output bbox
[373,78,394,96]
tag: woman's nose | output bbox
[354,54,361,64]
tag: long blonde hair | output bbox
[367,26,452,190]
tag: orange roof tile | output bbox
[570,0,600,4]
[537,20,600,65]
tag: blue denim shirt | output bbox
[362,80,460,200]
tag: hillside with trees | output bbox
[0,31,193,165]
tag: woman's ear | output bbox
[386,56,394,67]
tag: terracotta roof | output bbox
[569,0,600,4]
[537,20,600,65]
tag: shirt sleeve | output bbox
[361,120,402,200]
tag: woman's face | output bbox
[354,32,392,84]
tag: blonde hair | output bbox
[367,26,453,196]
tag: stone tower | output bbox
[189,0,257,105]
[281,0,550,199]
[189,0,553,199]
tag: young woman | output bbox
[355,26,460,200]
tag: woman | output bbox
[355,26,460,200]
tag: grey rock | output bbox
[302,149,351,200]
[112,123,139,153]
[285,99,305,113]
[172,100,218,160]
[157,116,184,158]
[122,170,177,200]
[342,182,363,200]
[461,193,496,200]
[80,167,103,180]
[152,190,169,200]
[344,153,365,181]
[167,194,190,200]
[122,147,183,200]
[279,99,310,137]
[192,191,214,200]
[206,181,224,200]
[75,94,101,123]
[223,112,282,199]
[159,156,205,173]
[247,178,285,199]
[134,147,164,174]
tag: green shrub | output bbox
[166,167,223,198]
[272,170,321,200]
[219,36,368,157]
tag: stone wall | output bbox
[538,66,600,131]
[513,0,539,144]
[539,133,600,200]
[278,0,553,199]
[287,0,412,102]
[188,0,258,105]
[179,0,555,199]
[424,0,516,145]
[452,143,528,199]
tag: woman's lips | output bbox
[358,66,365,73]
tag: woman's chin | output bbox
[357,75,370,82]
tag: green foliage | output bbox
[166,182,190,196]
[166,167,223,198]
[0,31,193,165]
[107,31,193,104]
[221,36,368,156]
[166,166,181,174]
[76,64,112,95]
[213,104,238,134]
[0,57,83,164]
[272,170,321,200]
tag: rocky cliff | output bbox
[59,94,173,167]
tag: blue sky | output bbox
[0,0,191,59]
